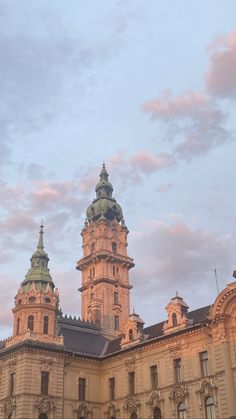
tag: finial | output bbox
[176,291,178,297]
[37,222,44,250]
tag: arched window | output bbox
[153,407,161,419]
[112,242,117,253]
[172,312,177,326]
[29,296,36,304]
[130,413,137,419]
[178,402,187,419]
[205,397,215,419]
[43,316,49,334]
[27,315,34,331]
[38,414,48,419]
[16,318,20,335]
[129,329,133,340]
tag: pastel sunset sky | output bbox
[0,0,235,339]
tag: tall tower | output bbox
[76,164,134,337]
[7,224,63,348]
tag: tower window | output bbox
[91,243,95,253]
[27,315,34,332]
[178,402,187,419]
[114,316,119,330]
[205,397,215,419]
[91,293,94,301]
[109,377,115,401]
[29,296,36,304]
[128,371,135,396]
[200,351,209,377]
[16,318,20,335]
[79,377,86,401]
[112,242,117,253]
[92,267,95,277]
[174,358,182,383]
[114,292,118,304]
[43,316,49,334]
[41,371,49,395]
[9,372,15,396]
[172,312,177,326]
[113,265,116,276]
[150,365,158,389]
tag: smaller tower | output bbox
[163,293,193,334]
[6,224,63,348]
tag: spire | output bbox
[37,221,44,250]
[95,163,113,199]
[21,223,54,290]
[99,163,109,182]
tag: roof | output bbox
[57,305,211,357]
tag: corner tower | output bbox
[7,224,63,348]
[76,164,134,337]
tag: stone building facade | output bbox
[0,165,236,419]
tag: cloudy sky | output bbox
[0,0,235,339]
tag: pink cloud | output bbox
[130,151,175,174]
[206,29,236,98]
[142,90,229,160]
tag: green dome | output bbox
[86,164,124,223]
[21,224,54,291]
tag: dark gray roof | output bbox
[58,305,211,357]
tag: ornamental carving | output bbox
[123,396,140,413]
[105,402,119,419]
[38,398,54,414]
[4,398,13,415]
[169,384,188,404]
[76,402,92,419]
[196,380,217,410]
[146,392,163,409]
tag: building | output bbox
[0,164,236,419]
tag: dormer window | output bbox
[172,312,177,326]
[129,329,134,341]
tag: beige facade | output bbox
[0,166,236,419]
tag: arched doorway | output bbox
[38,414,48,419]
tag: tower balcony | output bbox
[76,249,134,271]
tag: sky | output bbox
[0,0,235,339]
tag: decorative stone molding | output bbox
[3,397,16,416]
[210,282,236,319]
[196,379,217,410]
[169,384,189,404]
[35,397,55,415]
[74,402,93,419]
[104,402,120,419]
[123,396,140,414]
[146,391,163,410]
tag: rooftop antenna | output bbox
[213,266,219,295]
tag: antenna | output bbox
[214,267,219,295]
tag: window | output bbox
[109,377,115,401]
[91,243,95,253]
[114,316,119,330]
[91,292,94,301]
[79,377,86,401]
[129,329,133,340]
[112,242,117,253]
[150,365,158,389]
[27,315,34,332]
[41,371,49,395]
[9,373,15,396]
[172,312,177,326]
[43,316,49,334]
[16,318,20,335]
[174,358,181,383]
[92,267,95,277]
[38,415,48,419]
[29,296,36,303]
[153,407,161,419]
[113,265,116,276]
[128,371,135,395]
[178,402,187,419]
[200,351,209,377]
[114,291,118,304]
[205,397,216,419]
[130,413,137,419]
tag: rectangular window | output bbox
[41,371,49,395]
[150,365,158,389]
[114,315,119,330]
[200,351,209,377]
[9,373,15,396]
[109,377,115,401]
[128,371,135,395]
[114,291,119,304]
[174,358,181,383]
[79,377,86,401]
